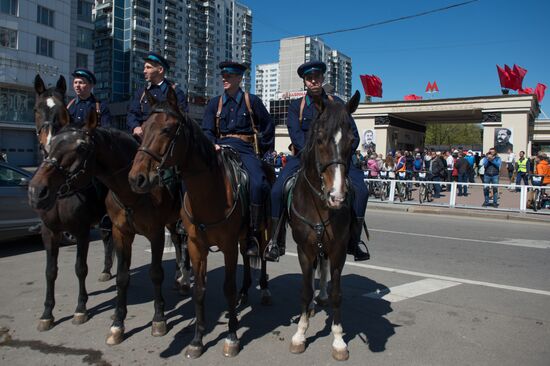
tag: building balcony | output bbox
[134,0,151,11]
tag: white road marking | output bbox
[285,252,550,297]
[364,278,461,302]
[369,228,550,249]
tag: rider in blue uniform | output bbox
[68,68,112,127]
[265,61,370,262]
[127,52,188,138]
[202,61,275,256]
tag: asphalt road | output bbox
[0,209,549,365]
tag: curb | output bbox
[367,202,550,223]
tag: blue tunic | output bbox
[67,95,111,128]
[271,92,368,218]
[127,80,188,132]
[202,89,275,205]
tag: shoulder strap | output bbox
[95,101,102,126]
[139,89,146,113]
[244,92,258,132]
[298,96,306,128]
[215,95,223,138]
[66,98,76,109]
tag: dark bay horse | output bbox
[128,87,271,358]
[288,91,360,361]
[28,75,114,332]
[28,108,190,345]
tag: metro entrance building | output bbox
[353,94,542,157]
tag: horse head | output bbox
[28,108,97,210]
[302,90,360,209]
[129,87,185,193]
[34,74,71,155]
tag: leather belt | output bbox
[220,134,254,143]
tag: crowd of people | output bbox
[347,147,550,207]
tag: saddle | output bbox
[219,146,249,218]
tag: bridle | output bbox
[41,130,95,198]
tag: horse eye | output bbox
[161,127,172,135]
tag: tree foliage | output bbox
[425,123,482,145]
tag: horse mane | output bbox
[151,101,218,169]
[301,100,352,166]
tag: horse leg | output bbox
[222,249,240,357]
[106,227,134,345]
[259,259,272,306]
[37,227,60,331]
[314,257,330,308]
[290,251,314,354]
[185,244,207,359]
[150,230,167,337]
[238,252,251,306]
[98,227,114,282]
[170,226,190,296]
[72,233,90,325]
[330,254,348,361]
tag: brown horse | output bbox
[288,91,360,361]
[128,87,272,358]
[28,108,190,345]
[28,75,114,332]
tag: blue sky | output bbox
[240,0,549,104]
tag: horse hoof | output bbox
[185,345,203,359]
[223,340,240,357]
[37,318,54,332]
[98,272,112,282]
[72,312,88,325]
[332,348,349,361]
[106,326,124,345]
[151,321,167,337]
[289,342,306,354]
[314,296,329,307]
[260,294,272,306]
[308,308,316,318]
[178,285,191,297]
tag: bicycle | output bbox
[417,171,433,204]
[529,174,546,212]
[379,171,394,201]
[396,171,413,201]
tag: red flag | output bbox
[497,65,509,88]
[404,94,423,100]
[360,74,383,98]
[518,87,534,95]
[504,64,518,90]
[425,82,433,93]
[432,81,439,92]
[535,83,547,103]
[512,64,527,90]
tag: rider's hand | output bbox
[133,126,143,137]
[214,144,221,151]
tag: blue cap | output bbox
[143,52,170,70]
[219,61,247,75]
[72,68,97,84]
[297,61,327,78]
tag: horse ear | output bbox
[144,88,157,107]
[82,106,97,131]
[166,85,178,109]
[346,90,360,115]
[56,75,67,96]
[34,74,46,95]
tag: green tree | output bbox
[425,123,482,145]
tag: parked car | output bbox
[0,161,41,242]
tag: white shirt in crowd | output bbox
[507,152,516,164]
[446,155,454,170]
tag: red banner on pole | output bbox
[404,94,423,100]
[535,83,547,103]
[360,74,383,98]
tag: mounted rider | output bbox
[265,61,370,262]
[202,61,275,256]
[127,52,188,139]
[67,68,112,128]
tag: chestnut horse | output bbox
[128,87,272,358]
[28,75,114,332]
[288,91,360,361]
[28,108,190,345]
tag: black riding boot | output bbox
[347,218,370,261]
[245,204,263,257]
[264,216,287,262]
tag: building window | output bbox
[76,53,88,68]
[0,27,17,49]
[0,0,17,15]
[36,36,54,57]
[37,5,54,27]
[77,0,93,22]
[77,26,94,49]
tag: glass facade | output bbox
[76,53,88,68]
[269,98,300,126]
[37,5,54,27]
[77,0,93,22]
[0,88,35,124]
[36,36,54,57]
[0,0,17,15]
[77,26,94,49]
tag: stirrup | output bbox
[264,241,282,262]
[354,240,370,262]
[245,236,260,257]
